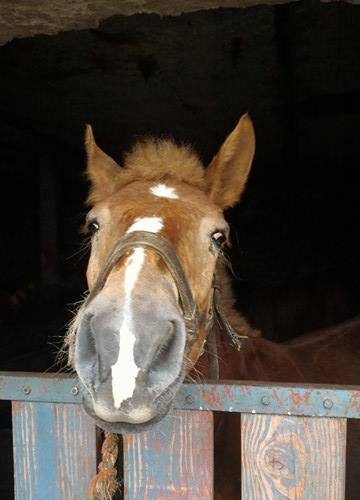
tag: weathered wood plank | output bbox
[123,409,213,499]
[12,401,97,500]
[2,373,360,419]
[241,413,347,499]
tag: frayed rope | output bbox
[88,432,120,500]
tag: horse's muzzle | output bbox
[74,296,187,432]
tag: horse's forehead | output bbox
[117,180,206,201]
[105,181,220,223]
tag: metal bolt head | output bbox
[22,386,31,395]
[71,386,79,396]
[185,394,195,405]
[261,395,271,406]
[323,398,333,409]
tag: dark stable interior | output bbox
[0,1,359,497]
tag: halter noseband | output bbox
[85,230,247,378]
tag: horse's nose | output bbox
[74,295,187,417]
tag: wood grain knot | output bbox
[263,443,299,480]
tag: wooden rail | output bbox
[1,372,359,499]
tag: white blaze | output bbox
[111,216,163,409]
[111,248,144,408]
[150,183,179,199]
[127,216,164,233]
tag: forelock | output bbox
[120,138,206,189]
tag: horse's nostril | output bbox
[75,311,115,389]
[146,318,185,390]
[97,353,111,384]
[152,322,174,361]
[76,313,96,364]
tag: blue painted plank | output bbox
[0,372,78,404]
[176,382,360,419]
[12,401,97,500]
[242,414,346,499]
[1,372,360,418]
[123,410,213,499]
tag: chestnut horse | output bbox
[68,114,360,498]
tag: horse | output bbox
[67,114,360,499]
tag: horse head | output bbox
[71,114,255,433]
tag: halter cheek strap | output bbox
[212,277,249,351]
[85,230,248,379]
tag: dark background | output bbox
[0,0,359,369]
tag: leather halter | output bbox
[85,230,247,378]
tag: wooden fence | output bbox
[0,372,359,499]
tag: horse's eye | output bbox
[211,231,227,249]
[87,220,99,236]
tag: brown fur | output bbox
[82,114,255,369]
[71,114,359,499]
[123,138,205,189]
[86,126,205,206]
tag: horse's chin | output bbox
[80,369,185,434]
[82,396,173,434]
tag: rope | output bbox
[88,432,120,500]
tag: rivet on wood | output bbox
[71,386,79,396]
[261,395,271,406]
[323,398,333,409]
[185,394,195,405]
[22,386,31,395]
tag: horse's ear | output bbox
[85,124,121,203]
[205,113,255,209]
